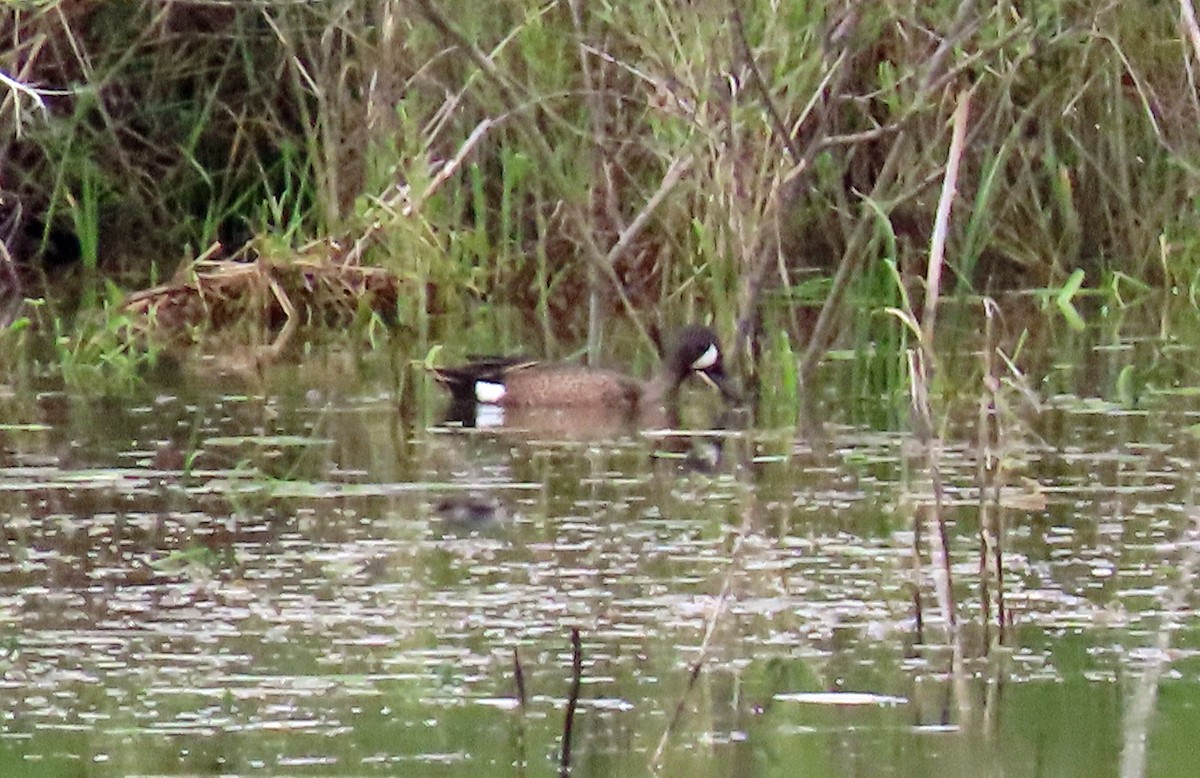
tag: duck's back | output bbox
[501,365,642,408]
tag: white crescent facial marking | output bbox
[690,343,719,371]
[475,381,507,404]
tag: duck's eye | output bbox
[691,343,719,371]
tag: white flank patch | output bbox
[475,381,507,404]
[691,343,719,371]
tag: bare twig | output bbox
[0,69,52,134]
[411,0,658,350]
[977,299,999,647]
[649,530,743,772]
[560,627,583,777]
[569,0,612,361]
[729,2,801,161]
[559,629,583,773]
[730,15,857,371]
[800,0,983,381]
[513,647,527,709]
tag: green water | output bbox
[1,310,1199,777]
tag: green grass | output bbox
[3,0,1200,381]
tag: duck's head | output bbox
[667,324,740,403]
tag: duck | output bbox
[430,325,739,417]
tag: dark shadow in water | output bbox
[432,493,508,537]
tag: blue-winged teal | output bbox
[431,324,738,414]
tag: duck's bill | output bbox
[698,370,742,404]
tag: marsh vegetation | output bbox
[3,1,1200,775]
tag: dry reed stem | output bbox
[1181,0,1200,68]
[922,92,970,343]
[976,299,999,647]
[1119,501,1200,778]
[897,85,974,713]
[909,90,972,647]
[648,525,744,773]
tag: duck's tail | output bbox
[429,357,532,404]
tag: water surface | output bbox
[1,313,1199,777]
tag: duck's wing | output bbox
[500,365,642,408]
[429,357,537,402]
